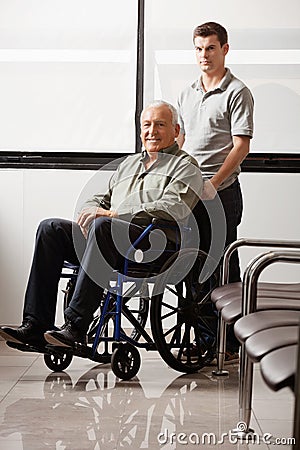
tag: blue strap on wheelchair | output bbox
[123,222,155,275]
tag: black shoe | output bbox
[44,321,86,348]
[0,320,46,346]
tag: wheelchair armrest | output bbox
[221,238,300,285]
[123,219,184,275]
[151,217,178,228]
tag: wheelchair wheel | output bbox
[44,351,73,372]
[150,248,216,373]
[111,343,141,380]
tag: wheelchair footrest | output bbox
[6,340,48,354]
[77,344,111,364]
[45,342,112,364]
[89,351,111,364]
[71,342,111,363]
[6,339,112,364]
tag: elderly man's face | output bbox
[140,105,180,154]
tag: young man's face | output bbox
[140,105,180,154]
[194,34,229,75]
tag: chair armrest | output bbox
[221,238,300,284]
[241,249,300,316]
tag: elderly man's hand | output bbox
[77,207,118,238]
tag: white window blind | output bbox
[0,0,138,153]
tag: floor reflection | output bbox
[0,356,241,449]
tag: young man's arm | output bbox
[201,135,250,200]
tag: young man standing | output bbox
[177,22,254,358]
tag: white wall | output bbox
[1,169,299,326]
[0,168,112,325]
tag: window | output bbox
[144,0,300,154]
[0,0,137,153]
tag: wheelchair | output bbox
[8,219,219,380]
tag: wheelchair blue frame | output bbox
[92,220,181,356]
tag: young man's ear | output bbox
[223,43,229,56]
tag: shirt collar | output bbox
[218,68,232,91]
[193,68,232,92]
[140,142,180,161]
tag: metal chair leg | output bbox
[238,343,253,431]
[293,326,300,449]
[212,316,229,376]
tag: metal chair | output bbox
[211,238,300,376]
[233,250,300,436]
[259,327,300,450]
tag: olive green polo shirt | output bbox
[83,143,203,240]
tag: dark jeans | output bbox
[23,217,158,334]
[193,179,243,352]
[194,178,243,283]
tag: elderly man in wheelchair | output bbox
[0,100,219,379]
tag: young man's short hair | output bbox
[193,22,228,47]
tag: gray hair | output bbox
[141,100,179,126]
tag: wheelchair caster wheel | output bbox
[44,351,73,372]
[111,343,140,380]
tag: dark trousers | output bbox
[194,179,243,283]
[23,217,150,333]
[193,179,243,351]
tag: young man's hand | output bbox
[200,180,217,200]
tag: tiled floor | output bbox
[0,340,295,449]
